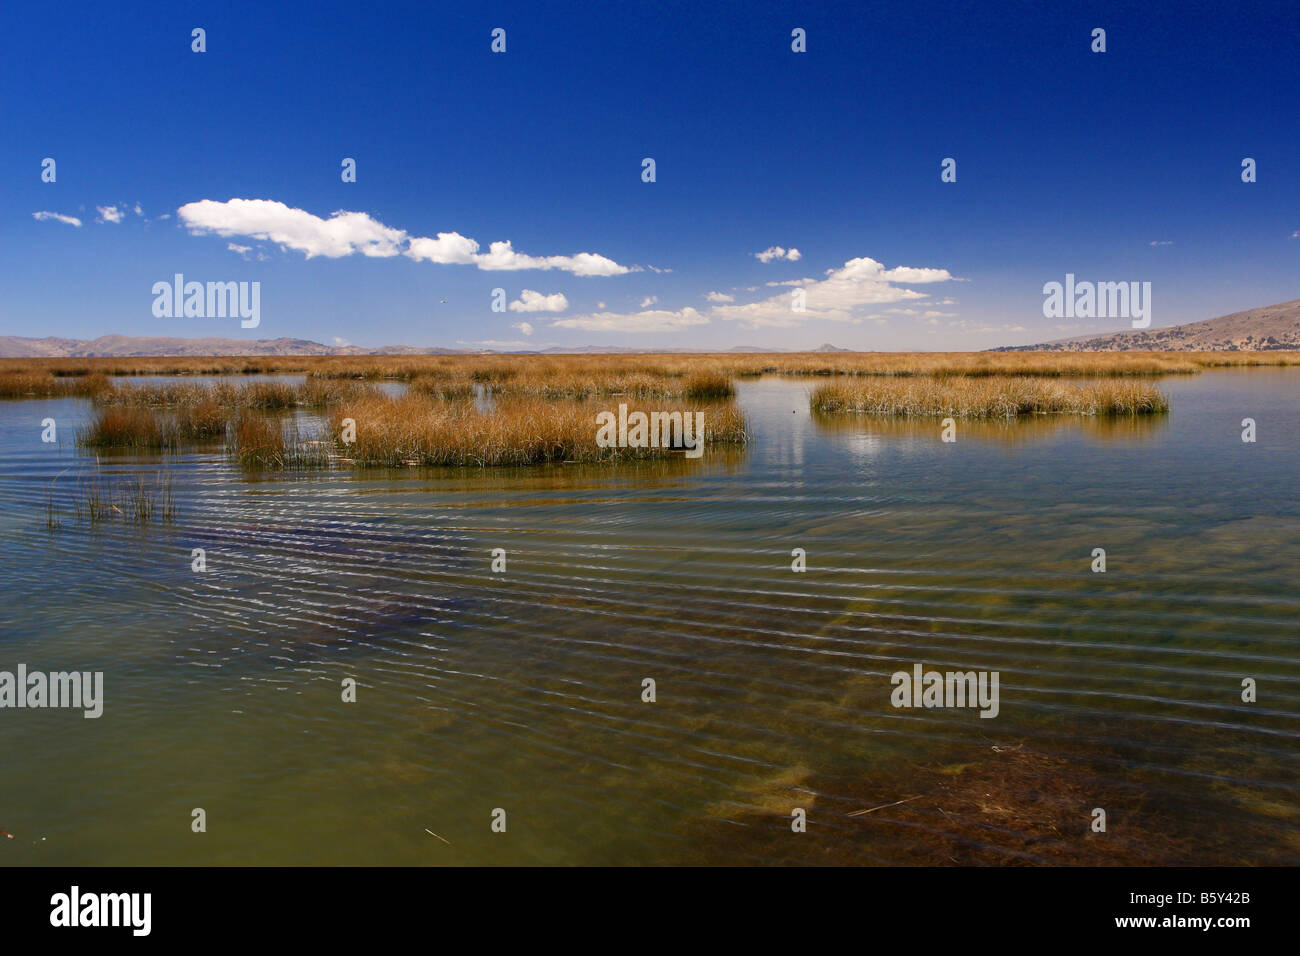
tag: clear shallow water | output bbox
[0,371,1296,865]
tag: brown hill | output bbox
[996,298,1300,351]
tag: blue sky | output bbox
[3,0,1297,350]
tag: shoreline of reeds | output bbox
[4,349,1300,397]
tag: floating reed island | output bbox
[323,395,747,468]
[809,375,1170,418]
[70,377,748,469]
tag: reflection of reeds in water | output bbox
[328,395,747,468]
[812,405,1171,445]
[809,376,1170,418]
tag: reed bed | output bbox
[92,378,379,409]
[78,407,178,449]
[0,371,112,399]
[327,394,747,468]
[79,399,253,448]
[4,351,1300,403]
[809,376,1170,418]
[226,413,332,471]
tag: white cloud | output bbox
[1292,231,1299,239]
[755,245,802,263]
[227,242,268,262]
[546,254,956,335]
[512,321,534,336]
[1149,240,1173,246]
[406,232,479,264]
[508,290,568,313]
[332,336,351,347]
[133,203,144,216]
[640,295,658,308]
[712,256,956,328]
[475,240,630,276]
[646,264,672,273]
[96,205,125,224]
[32,211,82,227]
[179,199,405,258]
[941,320,1024,334]
[178,198,632,275]
[552,307,709,333]
[458,339,537,349]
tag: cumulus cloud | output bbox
[755,245,802,263]
[508,290,569,313]
[406,231,480,264]
[332,336,351,347]
[546,254,955,334]
[512,321,534,336]
[177,198,633,276]
[475,240,629,276]
[640,295,658,308]
[552,307,709,333]
[712,256,956,328]
[32,211,82,227]
[179,199,405,257]
[96,205,125,224]
[133,203,144,216]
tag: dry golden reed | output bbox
[328,394,747,468]
[3,350,1300,401]
[809,376,1170,418]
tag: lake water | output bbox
[1,370,1297,865]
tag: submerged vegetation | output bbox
[42,469,178,526]
[810,376,1170,418]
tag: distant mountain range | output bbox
[0,335,854,358]
[993,298,1300,352]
